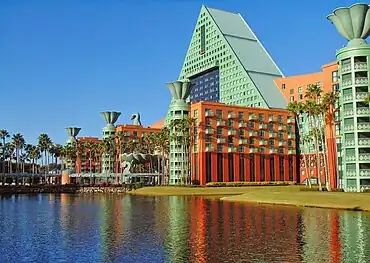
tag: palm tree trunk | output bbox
[318,114,330,191]
[311,116,322,191]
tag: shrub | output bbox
[205,181,296,187]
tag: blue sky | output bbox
[0,0,360,145]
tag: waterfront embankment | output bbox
[132,186,370,211]
[0,185,79,195]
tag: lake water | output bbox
[0,194,369,263]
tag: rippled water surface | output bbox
[0,194,370,263]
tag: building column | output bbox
[223,153,228,182]
[284,155,290,181]
[234,153,240,182]
[255,153,261,182]
[265,155,271,182]
[245,154,251,182]
[211,153,218,183]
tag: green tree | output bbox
[38,134,53,183]
[287,101,311,188]
[0,129,10,182]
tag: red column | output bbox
[234,153,240,182]
[284,155,290,181]
[255,153,261,182]
[265,155,271,182]
[274,155,280,181]
[211,153,217,183]
[199,152,206,185]
[223,153,228,182]
[245,154,251,182]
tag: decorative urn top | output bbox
[327,3,370,47]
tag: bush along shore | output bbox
[0,182,144,195]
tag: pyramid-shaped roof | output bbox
[206,7,287,109]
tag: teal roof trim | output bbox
[206,6,287,109]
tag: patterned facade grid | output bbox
[179,7,267,108]
[338,47,370,192]
[190,68,220,102]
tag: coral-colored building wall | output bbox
[190,101,297,185]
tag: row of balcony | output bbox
[342,92,370,102]
[346,169,370,177]
[343,122,370,132]
[342,77,369,87]
[345,153,370,162]
[341,62,368,73]
[205,144,296,154]
[345,138,370,147]
[211,138,292,148]
[204,128,295,138]
[343,107,370,117]
[205,111,294,124]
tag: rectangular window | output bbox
[200,25,206,54]
[217,144,223,152]
[332,71,339,82]
[238,112,244,121]
[282,84,286,90]
[217,127,222,135]
[298,87,303,93]
[299,94,303,100]
[258,114,264,121]
[216,109,222,118]
[290,96,295,101]
[289,89,294,94]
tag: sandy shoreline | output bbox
[131,186,370,212]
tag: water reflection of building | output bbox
[188,198,302,262]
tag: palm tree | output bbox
[0,129,10,183]
[50,144,63,173]
[38,134,53,183]
[11,133,25,174]
[26,145,41,184]
[287,101,311,188]
[304,84,324,190]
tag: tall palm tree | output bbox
[0,129,10,183]
[304,84,324,190]
[287,101,311,188]
[38,134,53,183]
[26,145,41,184]
[11,133,25,173]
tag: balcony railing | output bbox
[217,119,226,126]
[205,111,214,117]
[343,109,354,117]
[205,128,214,134]
[278,125,286,131]
[249,131,257,137]
[341,64,351,73]
[342,79,352,87]
[356,92,369,101]
[228,112,236,119]
[358,138,370,146]
[259,140,267,146]
[228,129,236,136]
[249,114,257,121]
[238,139,248,145]
[355,77,368,85]
[278,141,286,147]
[238,122,247,128]
[345,139,355,147]
[358,122,370,131]
[357,107,370,116]
[268,116,276,122]
[288,149,296,155]
[343,94,353,102]
[360,169,370,177]
[269,148,277,154]
[205,144,214,152]
[359,153,370,161]
[217,137,226,144]
[228,144,236,152]
[249,148,257,153]
[259,123,267,130]
[269,132,277,138]
[287,118,295,124]
[354,62,368,71]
